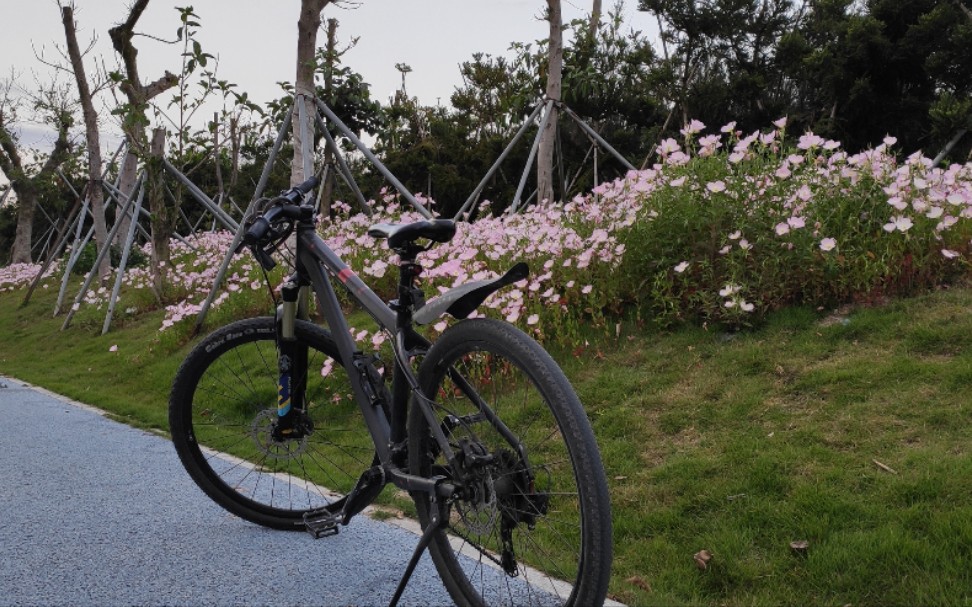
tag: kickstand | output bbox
[388,496,449,607]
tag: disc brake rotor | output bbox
[250,408,308,459]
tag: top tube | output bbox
[297,228,397,332]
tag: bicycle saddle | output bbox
[367,219,456,250]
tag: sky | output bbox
[0,0,653,151]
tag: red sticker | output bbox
[338,268,354,284]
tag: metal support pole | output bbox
[21,187,87,307]
[61,184,140,331]
[454,100,545,220]
[315,98,432,218]
[313,110,370,215]
[193,104,295,333]
[511,99,555,213]
[251,104,294,206]
[54,194,96,316]
[561,105,636,171]
[162,158,238,231]
[102,178,147,335]
[933,129,968,166]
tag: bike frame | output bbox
[287,214,457,500]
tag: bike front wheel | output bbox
[169,317,376,529]
[409,318,612,606]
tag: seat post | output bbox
[393,246,425,331]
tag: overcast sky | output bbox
[1,0,652,151]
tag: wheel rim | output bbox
[185,331,374,517]
[422,348,585,606]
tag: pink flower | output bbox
[707,180,727,193]
[798,133,824,150]
[773,117,788,129]
[582,285,594,294]
[681,119,705,136]
[883,216,914,233]
[775,222,791,236]
[942,249,960,259]
[820,238,837,252]
[527,314,540,326]
[674,261,690,273]
[109,345,118,352]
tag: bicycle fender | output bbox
[413,262,529,325]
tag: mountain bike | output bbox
[168,177,612,606]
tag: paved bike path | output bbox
[0,376,459,606]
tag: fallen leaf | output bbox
[873,459,898,475]
[790,540,810,555]
[626,575,651,593]
[693,549,712,570]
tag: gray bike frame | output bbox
[292,220,457,498]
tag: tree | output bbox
[537,0,564,204]
[640,0,800,132]
[108,0,178,298]
[778,0,972,153]
[0,77,74,264]
[61,2,111,283]
[291,0,334,186]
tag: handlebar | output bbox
[240,176,320,269]
[242,176,320,246]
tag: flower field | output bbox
[4,119,972,346]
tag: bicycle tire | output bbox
[169,317,376,530]
[408,318,612,606]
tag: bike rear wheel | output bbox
[169,317,375,529]
[408,318,612,606]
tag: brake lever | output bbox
[250,245,277,271]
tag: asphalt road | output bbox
[0,376,462,606]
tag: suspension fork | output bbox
[274,274,311,438]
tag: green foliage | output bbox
[70,242,148,276]
[614,123,972,328]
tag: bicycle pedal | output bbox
[303,511,340,539]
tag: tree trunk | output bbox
[10,187,37,264]
[537,0,563,205]
[589,0,602,40]
[109,0,178,296]
[1,90,73,264]
[320,17,338,216]
[113,150,139,247]
[62,5,110,284]
[291,0,332,186]
[147,128,169,299]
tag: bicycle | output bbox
[168,176,613,606]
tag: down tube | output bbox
[297,231,393,463]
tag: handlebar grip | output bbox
[243,212,275,246]
[295,175,320,195]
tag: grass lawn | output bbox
[2,278,971,606]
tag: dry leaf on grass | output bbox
[790,540,810,555]
[626,575,652,593]
[872,459,898,474]
[693,549,713,570]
